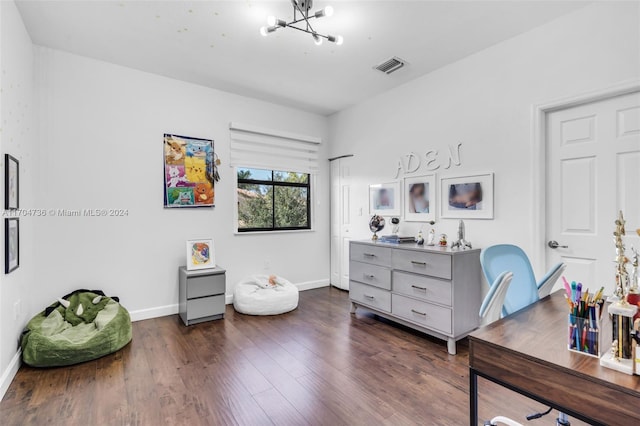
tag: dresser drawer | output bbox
[391,294,452,334]
[392,271,452,306]
[187,274,226,299]
[350,261,391,290]
[392,250,451,280]
[350,244,392,267]
[350,281,391,313]
[187,295,225,320]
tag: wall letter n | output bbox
[443,142,463,169]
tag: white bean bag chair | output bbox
[233,275,299,315]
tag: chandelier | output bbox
[260,0,343,46]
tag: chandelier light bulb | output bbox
[267,15,276,26]
[260,26,277,37]
[313,33,323,46]
[328,35,343,45]
[315,5,334,18]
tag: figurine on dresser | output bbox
[451,220,472,250]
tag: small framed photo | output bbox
[186,238,215,271]
[440,173,494,219]
[5,218,19,274]
[404,175,436,222]
[369,182,401,217]
[5,154,19,210]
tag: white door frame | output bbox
[530,79,640,274]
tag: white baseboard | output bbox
[0,349,22,402]
[296,279,330,291]
[129,278,330,322]
[129,304,178,322]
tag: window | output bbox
[237,168,311,232]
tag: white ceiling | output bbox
[16,0,590,115]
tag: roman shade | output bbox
[229,122,321,174]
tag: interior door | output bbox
[330,157,352,290]
[546,91,640,295]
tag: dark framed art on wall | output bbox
[5,218,19,274]
[5,154,19,210]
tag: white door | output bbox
[546,91,640,295]
[330,157,353,290]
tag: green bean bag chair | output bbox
[21,289,132,367]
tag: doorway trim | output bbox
[531,78,640,274]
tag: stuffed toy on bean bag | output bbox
[21,289,132,367]
[233,275,299,315]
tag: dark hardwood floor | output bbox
[0,287,587,425]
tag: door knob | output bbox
[548,240,568,249]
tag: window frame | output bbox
[236,168,312,233]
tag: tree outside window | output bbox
[237,168,310,231]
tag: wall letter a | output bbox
[393,159,404,179]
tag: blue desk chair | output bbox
[480,244,565,316]
[479,271,513,323]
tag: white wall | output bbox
[0,0,38,397]
[33,48,330,318]
[328,1,640,275]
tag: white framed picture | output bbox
[404,174,436,222]
[369,182,401,217]
[440,173,494,219]
[186,238,216,271]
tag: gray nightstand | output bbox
[178,266,226,326]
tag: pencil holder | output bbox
[568,313,602,357]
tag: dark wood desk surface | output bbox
[469,291,640,425]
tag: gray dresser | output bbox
[349,241,481,354]
[179,266,226,326]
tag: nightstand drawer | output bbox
[350,244,391,267]
[392,250,451,280]
[350,281,391,313]
[392,294,452,334]
[187,295,225,320]
[187,274,226,299]
[393,271,452,306]
[350,261,391,290]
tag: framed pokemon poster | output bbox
[186,238,215,271]
[164,134,215,208]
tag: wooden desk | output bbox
[469,291,640,425]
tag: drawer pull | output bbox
[364,294,375,299]
[411,309,427,316]
[363,253,376,257]
[365,274,375,279]
[411,261,427,266]
[411,285,427,291]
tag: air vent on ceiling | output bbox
[374,57,406,74]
